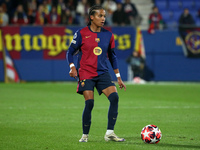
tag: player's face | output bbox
[91,9,106,27]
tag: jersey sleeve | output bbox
[66,30,82,65]
[108,33,118,70]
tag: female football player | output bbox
[67,5,126,142]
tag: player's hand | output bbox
[117,78,126,91]
[69,67,77,79]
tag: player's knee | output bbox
[85,99,94,110]
[108,92,119,104]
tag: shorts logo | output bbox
[95,38,100,43]
[93,47,102,56]
[81,79,86,87]
[81,82,85,87]
[185,31,200,54]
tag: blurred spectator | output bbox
[148,6,163,34]
[27,0,37,24]
[126,51,145,80]
[56,0,66,25]
[76,0,90,26]
[123,0,139,26]
[43,0,51,15]
[19,0,28,14]
[102,0,117,26]
[57,0,65,16]
[36,0,43,5]
[61,8,74,25]
[1,2,7,13]
[88,0,103,6]
[66,0,78,11]
[47,6,61,25]
[12,4,29,25]
[1,0,11,13]
[2,0,13,23]
[64,0,77,25]
[0,5,9,26]
[34,4,47,25]
[93,0,102,5]
[112,2,128,26]
[179,8,195,26]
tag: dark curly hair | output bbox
[87,5,105,26]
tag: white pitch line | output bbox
[1,106,199,110]
[93,106,200,109]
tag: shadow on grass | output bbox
[156,143,200,149]
[123,137,200,149]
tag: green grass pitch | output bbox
[0,82,200,150]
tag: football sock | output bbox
[106,129,114,135]
[82,134,88,137]
[82,99,94,134]
[107,92,119,130]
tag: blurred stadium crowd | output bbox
[155,0,200,28]
[0,0,140,26]
[0,0,199,29]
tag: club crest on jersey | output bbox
[95,38,100,43]
[93,47,102,56]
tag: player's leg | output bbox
[102,86,125,142]
[82,91,94,134]
[79,90,94,142]
[102,86,118,131]
[96,73,125,142]
[77,78,96,142]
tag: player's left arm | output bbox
[114,69,126,91]
[108,34,126,91]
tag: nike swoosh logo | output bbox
[85,36,91,38]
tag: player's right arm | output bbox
[69,62,77,79]
[66,30,82,79]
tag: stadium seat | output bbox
[190,10,197,18]
[196,20,200,26]
[194,0,200,9]
[181,1,194,10]
[155,1,168,11]
[160,10,173,21]
[167,0,181,1]
[172,11,182,22]
[165,20,178,29]
[154,0,167,2]
[168,1,182,11]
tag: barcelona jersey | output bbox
[67,26,118,81]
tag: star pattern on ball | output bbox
[143,130,149,139]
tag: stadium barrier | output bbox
[0,26,200,82]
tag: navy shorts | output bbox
[77,72,115,95]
